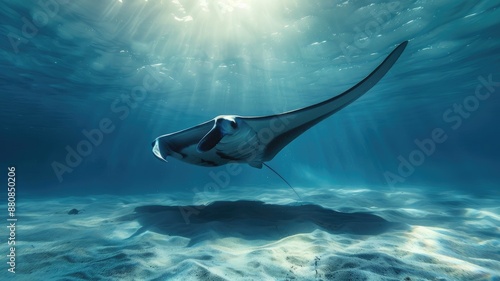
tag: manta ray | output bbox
[152,41,408,170]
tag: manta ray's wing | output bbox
[239,41,408,162]
[153,120,214,161]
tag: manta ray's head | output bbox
[215,115,238,134]
[197,116,240,153]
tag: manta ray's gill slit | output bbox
[263,163,302,202]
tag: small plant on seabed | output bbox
[314,256,321,279]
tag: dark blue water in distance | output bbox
[1,0,499,197]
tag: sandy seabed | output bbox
[9,186,500,281]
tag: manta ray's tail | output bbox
[263,163,302,201]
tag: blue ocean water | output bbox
[1,1,500,280]
[1,1,498,196]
